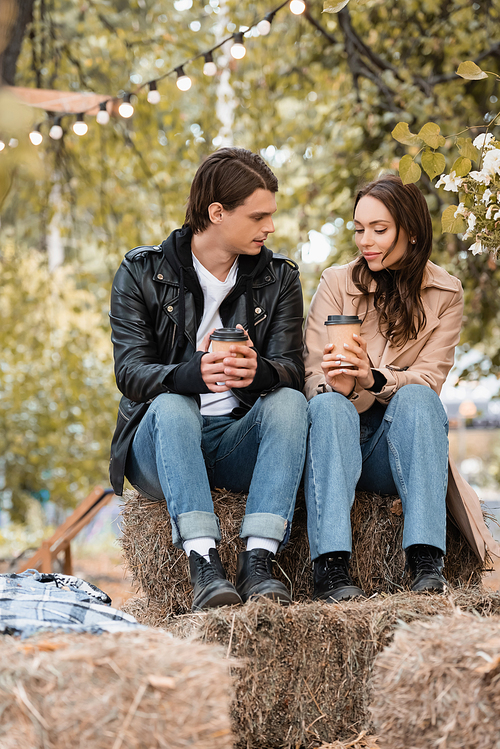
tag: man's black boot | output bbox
[406,544,448,593]
[313,551,366,603]
[235,549,292,605]
[189,549,242,612]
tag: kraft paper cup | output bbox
[325,315,361,369]
[209,328,248,360]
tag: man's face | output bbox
[216,188,277,255]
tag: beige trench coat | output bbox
[304,259,500,561]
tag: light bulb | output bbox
[96,102,110,125]
[290,0,306,14]
[9,138,18,148]
[176,66,192,91]
[203,53,217,76]
[49,119,63,140]
[73,115,88,136]
[230,33,246,59]
[119,94,134,118]
[0,140,5,151]
[147,81,161,104]
[29,126,43,145]
[257,19,271,35]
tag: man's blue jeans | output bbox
[305,384,449,561]
[126,388,308,549]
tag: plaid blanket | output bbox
[0,570,145,638]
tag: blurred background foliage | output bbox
[0,0,499,518]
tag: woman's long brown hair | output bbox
[352,174,433,346]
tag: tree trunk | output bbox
[1,0,35,85]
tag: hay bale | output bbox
[119,488,486,613]
[370,614,500,749]
[0,629,234,749]
[121,590,500,749]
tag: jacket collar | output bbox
[345,259,458,296]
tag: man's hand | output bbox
[200,325,258,393]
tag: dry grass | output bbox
[121,589,500,749]
[370,613,500,749]
[119,488,486,615]
[0,628,234,749]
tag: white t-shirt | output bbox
[192,253,240,416]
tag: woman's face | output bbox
[354,195,410,272]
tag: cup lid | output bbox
[324,315,361,325]
[209,327,248,341]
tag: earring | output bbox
[411,238,417,244]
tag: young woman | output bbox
[303,174,499,602]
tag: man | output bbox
[109,148,307,611]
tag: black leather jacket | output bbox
[109,226,304,495]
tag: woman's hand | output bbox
[330,333,375,390]
[321,343,356,397]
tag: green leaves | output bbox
[421,149,446,180]
[441,204,467,234]
[456,61,488,80]
[391,122,421,146]
[451,156,472,177]
[417,122,446,149]
[399,154,421,184]
[457,137,480,162]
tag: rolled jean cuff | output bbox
[240,512,290,545]
[174,511,221,549]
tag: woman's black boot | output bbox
[406,544,448,593]
[313,551,366,602]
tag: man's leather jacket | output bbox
[109,226,304,495]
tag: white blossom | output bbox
[482,148,500,177]
[469,169,492,185]
[482,188,493,204]
[467,213,477,231]
[473,133,495,149]
[454,202,467,218]
[486,205,494,220]
[435,171,463,192]
[494,210,500,220]
[469,240,485,255]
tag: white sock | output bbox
[183,537,216,562]
[246,536,279,555]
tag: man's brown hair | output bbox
[184,147,279,234]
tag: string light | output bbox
[11,1,308,145]
[118,93,134,118]
[72,114,88,136]
[230,32,246,60]
[203,52,217,76]
[29,124,43,145]
[0,140,5,151]
[9,138,19,148]
[257,11,276,35]
[176,66,192,91]
[290,0,306,13]
[147,81,161,104]
[96,101,110,125]
[49,117,63,140]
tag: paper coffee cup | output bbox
[324,315,361,369]
[209,328,248,359]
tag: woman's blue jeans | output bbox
[126,388,308,550]
[305,384,449,561]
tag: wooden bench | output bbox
[17,486,115,575]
